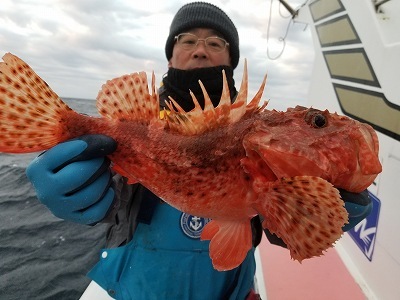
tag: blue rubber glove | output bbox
[339,189,372,232]
[26,135,117,225]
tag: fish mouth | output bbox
[357,123,382,175]
[340,122,382,192]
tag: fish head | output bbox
[243,106,382,193]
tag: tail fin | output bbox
[0,53,73,153]
[254,176,348,262]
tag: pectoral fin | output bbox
[254,176,348,262]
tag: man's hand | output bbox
[26,135,117,225]
[339,189,372,232]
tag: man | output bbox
[26,2,372,299]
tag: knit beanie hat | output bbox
[165,2,240,69]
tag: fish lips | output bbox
[356,123,382,175]
[334,123,382,192]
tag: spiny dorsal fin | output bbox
[96,71,159,123]
[165,60,268,135]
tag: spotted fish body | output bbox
[0,53,382,271]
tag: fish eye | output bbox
[312,114,327,128]
[305,110,327,128]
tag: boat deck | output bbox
[255,236,366,299]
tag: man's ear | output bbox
[168,60,172,68]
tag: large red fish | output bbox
[0,53,381,271]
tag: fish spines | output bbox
[0,53,74,153]
[165,60,268,135]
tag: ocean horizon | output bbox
[0,98,108,299]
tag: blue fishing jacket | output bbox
[88,184,256,300]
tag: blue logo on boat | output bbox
[348,191,381,261]
[180,213,211,239]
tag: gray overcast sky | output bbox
[0,0,314,111]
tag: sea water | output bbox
[0,98,108,299]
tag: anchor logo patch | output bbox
[180,213,211,239]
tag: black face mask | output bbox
[160,66,237,112]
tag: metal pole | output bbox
[375,0,391,11]
[278,0,298,17]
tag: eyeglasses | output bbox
[174,33,229,52]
